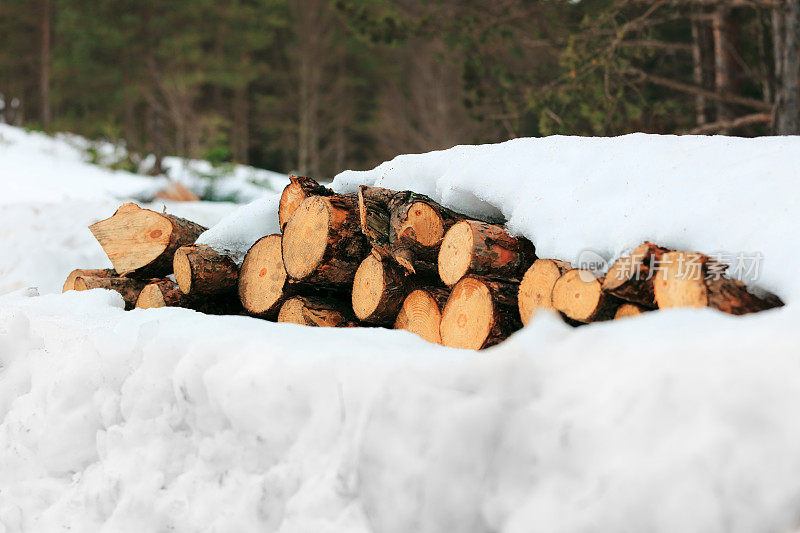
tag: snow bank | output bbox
[3,133,800,532]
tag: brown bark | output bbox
[351,255,409,325]
[278,296,356,327]
[440,275,521,350]
[775,0,800,134]
[282,194,370,286]
[602,242,671,308]
[73,275,150,310]
[136,279,242,314]
[279,175,333,231]
[89,203,207,278]
[553,269,620,323]
[394,286,450,344]
[63,268,116,292]
[174,244,239,296]
[438,220,536,286]
[653,251,783,315]
[40,0,51,127]
[518,258,572,325]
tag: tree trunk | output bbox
[278,296,356,327]
[712,6,734,127]
[40,0,51,128]
[89,203,207,277]
[74,275,151,310]
[282,194,370,286]
[775,0,800,134]
[174,244,239,296]
[63,268,116,292]
[602,241,670,308]
[518,258,572,325]
[232,76,249,164]
[552,269,620,323]
[440,275,521,350]
[653,251,783,315]
[394,286,450,344]
[438,220,536,286]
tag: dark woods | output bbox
[1,0,798,178]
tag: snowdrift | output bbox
[2,133,800,532]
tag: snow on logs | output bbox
[89,202,206,277]
[70,189,785,351]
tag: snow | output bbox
[3,127,800,532]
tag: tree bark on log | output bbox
[438,220,535,286]
[278,296,356,327]
[137,278,243,314]
[63,268,116,292]
[358,186,470,274]
[552,269,620,323]
[653,251,783,315]
[394,286,450,344]
[518,258,572,325]
[279,175,333,231]
[174,244,239,296]
[73,275,150,310]
[351,254,409,325]
[440,275,521,350]
[89,203,207,277]
[282,194,370,286]
[602,242,671,308]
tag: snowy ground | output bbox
[2,127,800,532]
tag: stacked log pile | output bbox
[67,179,784,350]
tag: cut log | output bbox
[653,251,783,315]
[73,275,149,310]
[602,242,671,308]
[352,255,409,324]
[89,203,207,277]
[358,186,470,274]
[136,279,192,309]
[552,269,620,323]
[137,278,242,314]
[154,181,199,202]
[438,220,535,286]
[238,234,299,318]
[394,287,450,344]
[277,296,356,327]
[279,175,332,231]
[282,194,370,286]
[614,303,650,319]
[440,275,521,350]
[174,244,239,296]
[517,258,572,325]
[62,268,116,292]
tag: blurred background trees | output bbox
[0,0,798,178]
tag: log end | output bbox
[440,276,495,350]
[652,251,709,309]
[552,269,616,323]
[394,289,443,344]
[352,254,387,321]
[174,246,192,294]
[238,234,287,316]
[136,283,167,309]
[282,196,331,281]
[438,220,474,286]
[518,259,568,324]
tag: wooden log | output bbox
[614,303,650,319]
[653,251,783,315]
[602,242,670,308]
[238,234,300,318]
[279,175,332,231]
[358,186,470,274]
[136,279,191,309]
[394,287,450,344]
[173,244,239,296]
[277,296,356,327]
[73,275,150,310]
[438,220,535,286]
[517,258,572,325]
[440,275,521,350]
[552,269,620,323]
[89,203,207,277]
[351,255,409,325]
[282,194,370,286]
[137,279,242,314]
[62,268,116,292]
[154,181,199,202]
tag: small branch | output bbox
[685,112,772,134]
[626,68,774,111]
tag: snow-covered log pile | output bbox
[66,175,783,350]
